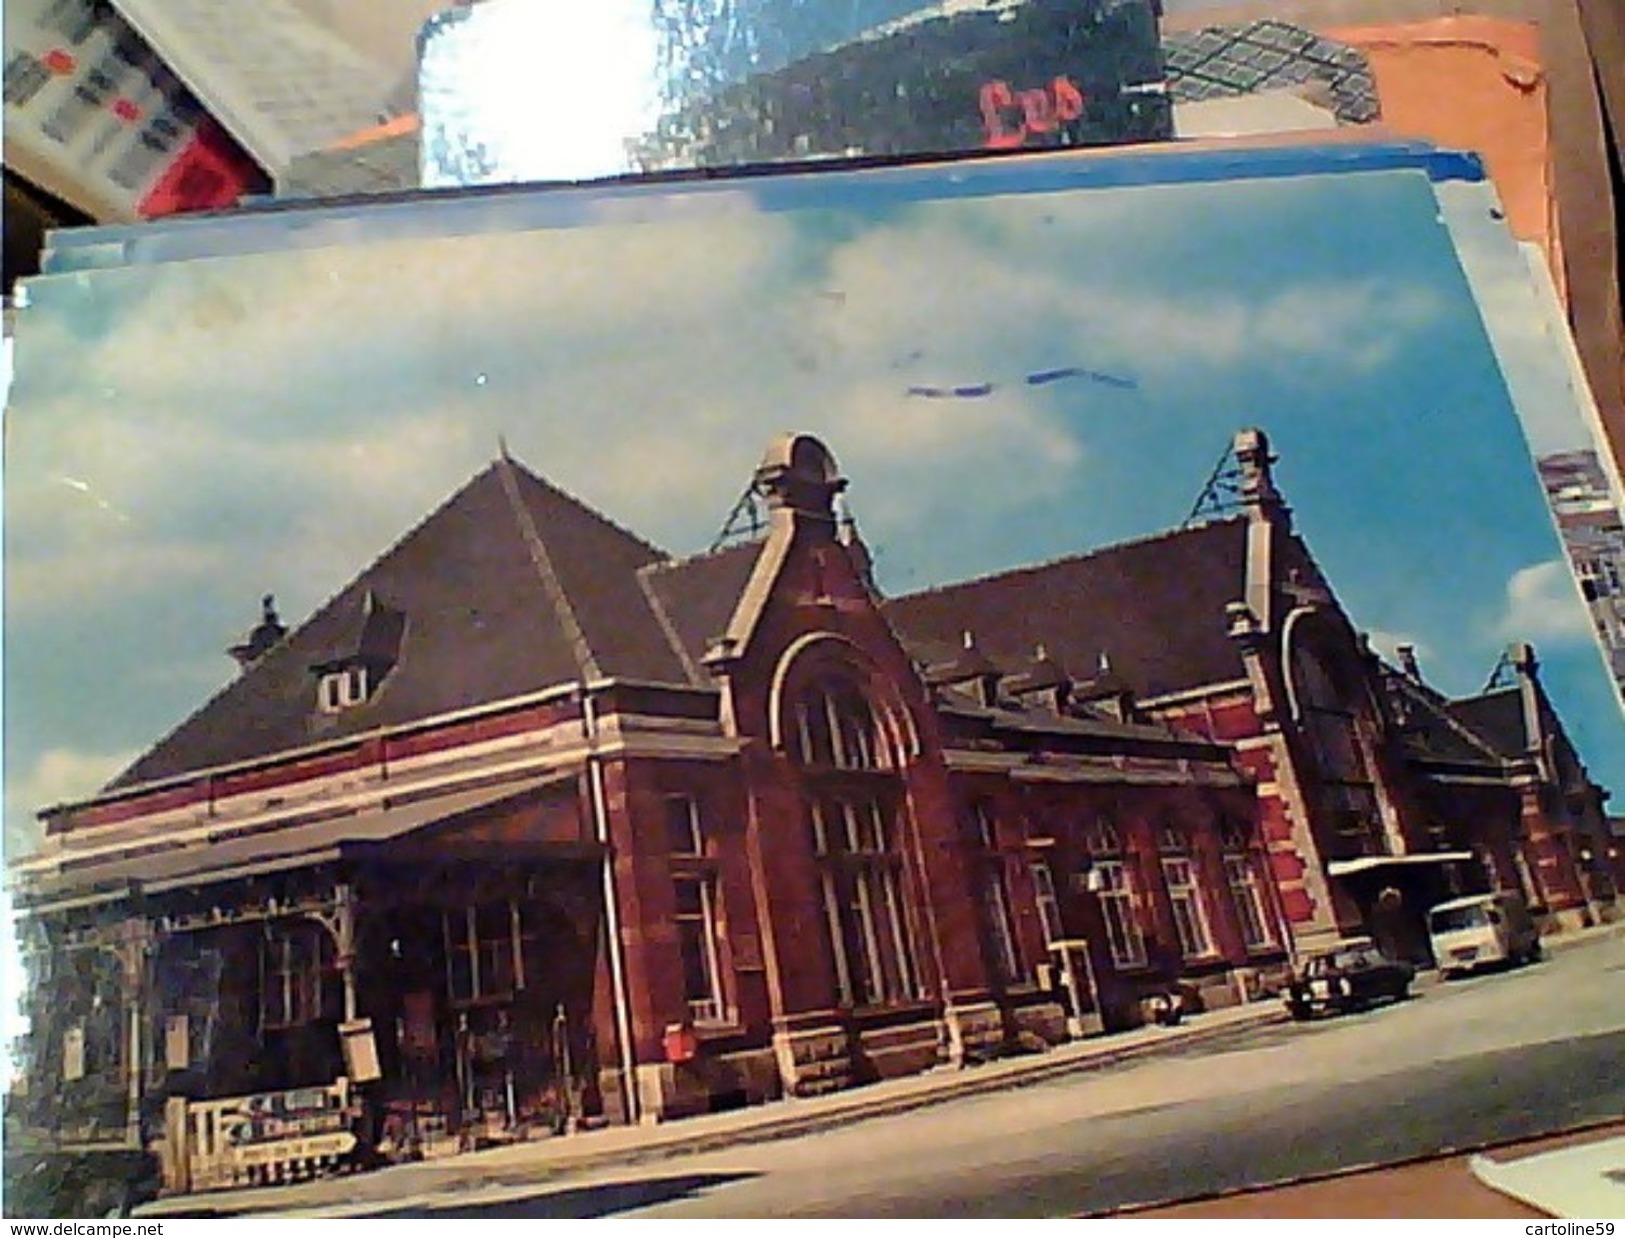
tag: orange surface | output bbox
[1322,18,1565,304]
[324,112,421,152]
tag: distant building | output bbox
[11,429,1616,1193]
[1538,449,1625,683]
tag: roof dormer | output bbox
[1004,644,1071,714]
[310,589,406,714]
[923,630,1003,708]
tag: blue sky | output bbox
[7,160,1622,854]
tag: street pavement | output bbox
[141,921,1625,1219]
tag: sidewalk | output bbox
[139,919,1625,1219]
[138,998,1287,1218]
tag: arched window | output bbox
[794,681,883,770]
[792,674,918,1007]
[1085,818,1146,969]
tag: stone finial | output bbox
[1508,641,1539,678]
[1397,643,1422,681]
[755,433,848,519]
[1233,427,1290,527]
[1225,600,1262,640]
[228,594,287,669]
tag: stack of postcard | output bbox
[8,124,1625,1219]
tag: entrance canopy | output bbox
[17,772,576,912]
[1326,851,1475,878]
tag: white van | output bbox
[1427,891,1541,978]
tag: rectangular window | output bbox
[444,901,525,1005]
[982,869,1021,982]
[674,876,725,1022]
[850,871,886,1003]
[666,795,703,855]
[1224,853,1275,949]
[260,927,328,1030]
[1094,859,1147,969]
[876,868,917,998]
[832,867,917,1006]
[973,803,998,849]
[157,947,224,1072]
[820,871,852,1002]
[317,666,369,713]
[1161,855,1214,958]
[814,796,918,1006]
[1030,860,1064,945]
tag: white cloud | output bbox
[4,746,140,856]
[1494,559,1595,646]
[6,179,1464,819]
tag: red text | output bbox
[979,75,1087,150]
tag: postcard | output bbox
[417,0,1169,186]
[6,142,1623,1217]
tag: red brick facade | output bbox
[13,430,1618,1173]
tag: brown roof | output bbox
[1446,690,1530,762]
[638,541,767,683]
[936,698,1236,760]
[111,458,693,789]
[1382,672,1511,770]
[883,518,1254,700]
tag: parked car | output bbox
[1283,939,1415,1020]
[1428,891,1541,978]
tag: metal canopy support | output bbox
[710,479,769,552]
[1184,439,1245,527]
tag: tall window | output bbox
[791,673,918,1007]
[1029,860,1065,946]
[1222,825,1276,950]
[666,794,704,856]
[674,878,725,1022]
[666,795,727,1023]
[811,799,919,1006]
[1158,827,1214,959]
[1084,819,1147,969]
[1291,641,1381,849]
[60,949,124,1081]
[260,923,335,1031]
[971,803,1021,983]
